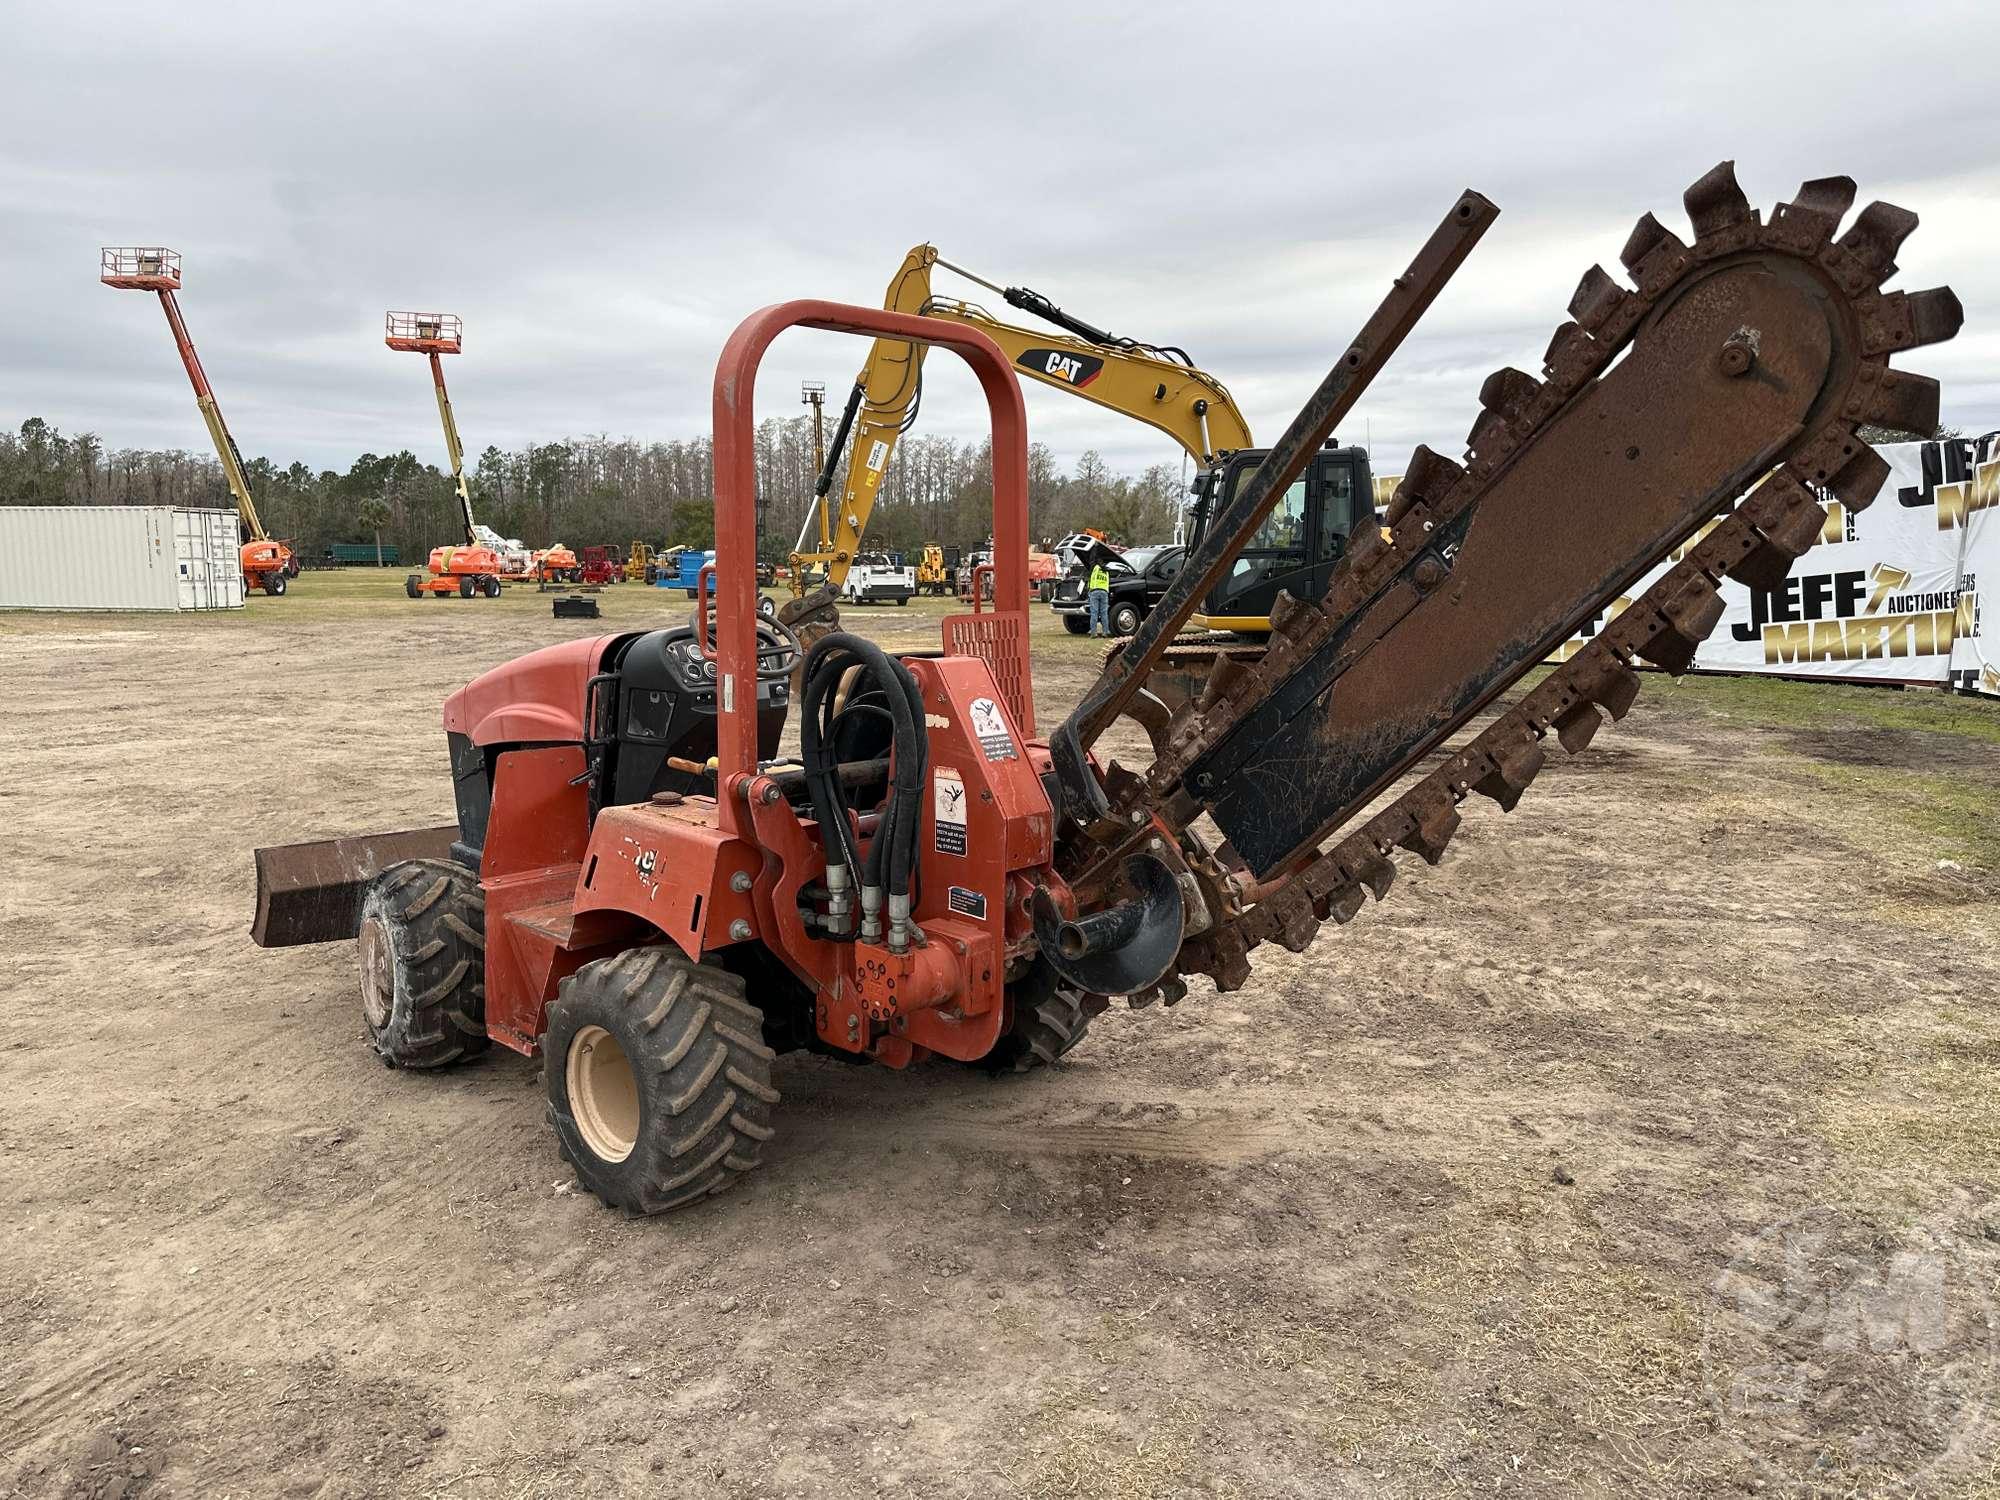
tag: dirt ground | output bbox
[5,575,2000,1499]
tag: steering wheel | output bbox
[754,616,803,681]
[691,603,803,682]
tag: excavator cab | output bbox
[1188,443,1375,632]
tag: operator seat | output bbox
[600,624,791,806]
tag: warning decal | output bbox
[968,696,1016,761]
[948,886,988,920]
[933,767,967,855]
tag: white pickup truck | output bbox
[842,552,916,606]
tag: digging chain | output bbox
[1126,164,1960,997]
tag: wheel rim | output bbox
[567,1025,640,1164]
[358,916,393,1031]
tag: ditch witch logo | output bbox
[1016,347,1104,389]
[1735,562,1977,665]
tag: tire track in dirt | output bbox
[1,1144,443,1449]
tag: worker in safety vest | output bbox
[1086,559,1112,638]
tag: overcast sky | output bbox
[3,0,1996,492]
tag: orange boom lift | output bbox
[386,313,503,599]
[100,248,297,596]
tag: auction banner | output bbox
[1549,437,1991,688]
[1947,436,2000,697]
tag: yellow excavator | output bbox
[786,245,1381,636]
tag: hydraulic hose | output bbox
[802,653,865,880]
[799,635,928,936]
[884,654,926,901]
[828,634,924,899]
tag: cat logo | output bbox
[1017,347,1104,390]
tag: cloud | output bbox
[4,0,1996,498]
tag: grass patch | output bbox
[1794,762,2000,871]
[1757,983,2000,1185]
[1666,672,2000,747]
[0,566,805,630]
[1818,1054,2000,1180]
[1016,1390,1222,1500]
[1807,1008,2000,1181]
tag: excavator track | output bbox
[1099,632,1263,722]
[1114,164,1961,997]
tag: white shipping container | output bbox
[0,506,245,611]
[172,508,246,609]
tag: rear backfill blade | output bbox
[252,825,459,946]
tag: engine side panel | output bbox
[443,634,610,746]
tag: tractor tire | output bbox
[356,859,489,1070]
[1061,614,1089,635]
[405,573,422,599]
[544,949,778,1214]
[264,573,287,597]
[481,575,502,598]
[1110,601,1142,637]
[975,962,1104,1074]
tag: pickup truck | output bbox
[843,552,916,606]
[1050,543,1186,636]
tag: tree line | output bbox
[0,414,1189,565]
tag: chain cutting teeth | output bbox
[1396,792,1461,866]
[1770,175,1859,252]
[1541,321,1598,389]
[1634,576,1727,675]
[1268,588,1321,639]
[1726,476,1827,592]
[1858,287,1965,357]
[1471,734,1544,812]
[1683,160,1757,238]
[1855,369,1942,436]
[1838,200,1919,279]
[1352,847,1396,900]
[1385,444,1463,526]
[1319,884,1368,926]
[1479,367,1543,422]
[1550,700,1606,755]
[1568,264,1639,336]
[1465,409,1512,463]
[1620,211,1689,276]
[1567,648,1642,720]
[1825,445,1892,510]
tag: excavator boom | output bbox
[792,245,1252,592]
[1042,163,1961,1007]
